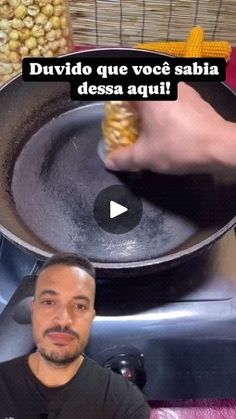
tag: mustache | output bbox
[43,326,80,339]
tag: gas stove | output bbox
[0,229,236,400]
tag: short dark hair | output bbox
[37,252,96,279]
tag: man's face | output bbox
[31,264,96,365]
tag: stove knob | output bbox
[104,353,146,389]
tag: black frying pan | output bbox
[0,48,236,278]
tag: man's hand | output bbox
[105,83,235,175]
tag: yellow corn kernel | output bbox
[41,4,54,17]
[19,45,29,57]
[55,29,62,40]
[31,47,41,57]
[25,36,37,50]
[0,52,8,62]
[1,5,14,19]
[185,26,204,58]
[58,46,68,54]
[8,51,20,62]
[35,13,48,26]
[14,4,28,20]
[0,44,10,55]
[62,27,70,38]
[19,28,31,41]
[0,19,11,32]
[60,16,67,29]
[46,29,56,42]
[44,21,53,32]
[37,36,46,46]
[40,45,49,55]
[11,18,25,30]
[48,40,59,52]
[59,37,67,48]
[54,5,63,16]
[23,16,34,29]
[102,101,139,153]
[0,30,8,46]
[31,25,45,38]
[8,39,20,51]
[35,0,47,6]
[0,63,13,75]
[12,62,22,72]
[44,49,54,57]
[22,0,34,5]
[8,0,21,7]
[50,16,61,29]
[28,5,40,17]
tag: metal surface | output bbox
[0,49,236,277]
[88,230,236,399]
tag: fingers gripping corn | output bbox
[102,101,139,153]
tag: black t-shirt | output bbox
[0,355,150,419]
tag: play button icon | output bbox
[110,201,128,219]
[93,185,143,234]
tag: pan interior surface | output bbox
[11,102,223,264]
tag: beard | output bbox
[35,326,88,366]
[37,345,83,366]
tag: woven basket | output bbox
[69,0,236,46]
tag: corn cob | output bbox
[135,41,231,60]
[102,101,139,153]
[136,23,231,61]
[136,41,187,55]
[185,26,204,57]
[201,41,232,60]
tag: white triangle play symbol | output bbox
[110,201,128,219]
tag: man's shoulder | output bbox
[0,354,27,374]
[82,355,132,386]
[107,371,150,418]
[85,357,138,390]
[82,355,116,375]
[83,355,142,393]
[82,356,150,418]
